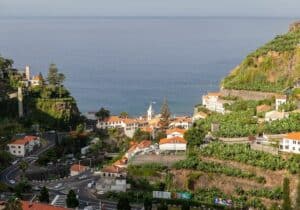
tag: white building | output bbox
[70,164,88,176]
[169,117,192,129]
[275,95,287,111]
[166,128,186,139]
[97,116,146,137]
[202,92,226,114]
[192,111,208,122]
[265,110,289,122]
[147,103,155,121]
[159,137,187,151]
[7,136,40,157]
[279,132,300,154]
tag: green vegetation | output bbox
[199,142,300,173]
[222,28,300,92]
[282,178,292,210]
[128,163,167,177]
[173,156,266,183]
[39,186,50,203]
[264,113,300,134]
[296,175,300,210]
[160,97,171,129]
[0,151,13,171]
[117,196,131,210]
[3,197,22,210]
[235,187,282,200]
[66,190,79,208]
[96,107,110,121]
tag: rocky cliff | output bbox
[222,21,300,93]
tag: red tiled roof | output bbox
[159,137,187,145]
[10,136,38,145]
[22,201,68,210]
[102,165,122,173]
[207,92,222,97]
[70,164,87,172]
[166,128,186,135]
[285,132,300,141]
[137,140,152,149]
[275,94,287,100]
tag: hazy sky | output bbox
[1,0,300,17]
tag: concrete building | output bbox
[70,164,88,176]
[279,132,300,154]
[159,137,187,151]
[169,117,192,129]
[275,95,287,111]
[7,136,40,157]
[166,128,186,139]
[265,110,289,122]
[96,116,148,137]
[202,92,226,114]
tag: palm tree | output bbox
[4,198,22,210]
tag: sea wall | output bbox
[220,89,276,100]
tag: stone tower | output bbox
[147,103,155,121]
[18,87,24,118]
[25,65,30,80]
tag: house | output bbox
[7,136,40,157]
[30,73,43,87]
[192,111,208,122]
[265,110,289,122]
[279,132,300,154]
[125,140,153,160]
[159,137,187,151]
[96,116,145,137]
[275,95,287,111]
[256,104,272,113]
[70,164,88,176]
[22,201,68,210]
[96,177,129,193]
[169,117,192,129]
[113,157,128,168]
[166,128,186,138]
[99,165,126,178]
[202,92,227,114]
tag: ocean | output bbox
[0,17,296,116]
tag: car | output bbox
[97,190,105,195]
[78,175,88,180]
[54,183,63,189]
[9,180,16,184]
[33,186,41,191]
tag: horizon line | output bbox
[0,15,300,19]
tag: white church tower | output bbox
[147,103,155,121]
[25,65,31,81]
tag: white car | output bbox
[9,180,16,184]
[54,183,63,189]
[78,175,88,180]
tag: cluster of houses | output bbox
[20,65,44,87]
[7,135,40,157]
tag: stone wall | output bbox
[220,89,276,100]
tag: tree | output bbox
[18,160,29,176]
[282,177,292,210]
[66,190,79,208]
[76,124,84,134]
[4,197,22,210]
[160,98,171,129]
[184,126,205,148]
[133,128,151,142]
[47,64,59,86]
[39,186,49,203]
[117,196,131,210]
[96,107,110,121]
[119,112,129,119]
[181,202,190,210]
[143,197,152,210]
[157,201,168,210]
[295,175,300,210]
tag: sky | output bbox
[0,0,300,17]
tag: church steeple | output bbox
[147,102,155,121]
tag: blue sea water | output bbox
[0,17,296,115]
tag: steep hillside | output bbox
[222,21,300,92]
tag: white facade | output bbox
[279,138,300,154]
[7,136,40,157]
[265,111,289,122]
[167,131,184,139]
[169,118,192,129]
[202,93,225,114]
[147,103,155,121]
[159,143,187,151]
[275,97,287,111]
[96,116,140,138]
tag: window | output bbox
[285,146,289,149]
[293,141,297,144]
[18,146,21,148]
[293,147,295,150]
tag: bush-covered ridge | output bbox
[222,24,300,92]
